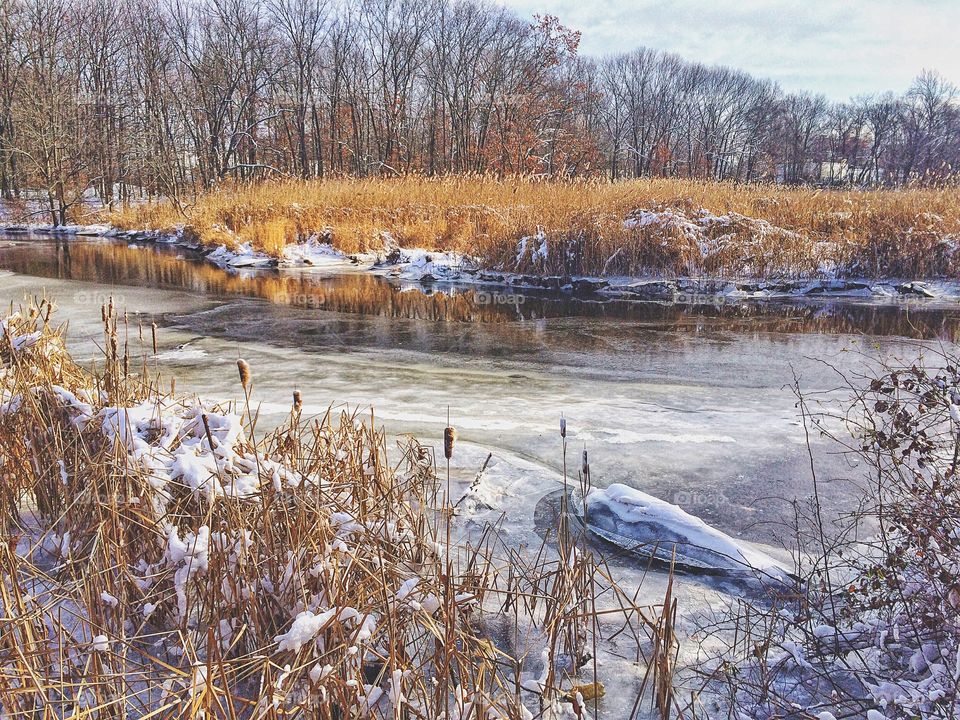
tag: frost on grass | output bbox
[622,205,811,277]
[0,300,668,718]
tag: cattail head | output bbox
[237,359,251,390]
[560,414,566,439]
[444,426,457,460]
[582,449,589,476]
[292,389,302,412]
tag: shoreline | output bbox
[4,222,960,307]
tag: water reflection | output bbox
[1,237,958,341]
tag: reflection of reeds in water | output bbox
[0,298,681,718]
[2,240,958,340]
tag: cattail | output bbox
[292,389,302,412]
[150,323,157,354]
[444,426,457,460]
[201,413,213,443]
[582,449,589,477]
[560,414,566,439]
[237,359,251,390]
[201,413,219,467]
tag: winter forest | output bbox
[1,0,959,212]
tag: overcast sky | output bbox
[500,0,960,101]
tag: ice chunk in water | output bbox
[583,483,791,582]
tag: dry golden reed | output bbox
[109,176,960,279]
[0,298,679,718]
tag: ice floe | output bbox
[582,483,792,581]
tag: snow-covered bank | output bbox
[154,233,960,306]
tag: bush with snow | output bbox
[689,353,960,718]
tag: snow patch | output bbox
[585,483,791,581]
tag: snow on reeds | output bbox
[0,299,674,718]
[110,176,960,279]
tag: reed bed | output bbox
[0,298,675,719]
[109,176,960,279]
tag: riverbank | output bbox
[3,224,960,307]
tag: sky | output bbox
[500,0,960,101]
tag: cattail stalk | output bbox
[237,358,254,432]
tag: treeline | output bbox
[1,0,959,223]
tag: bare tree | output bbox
[267,0,329,178]
[779,92,828,184]
[13,0,89,224]
[0,0,956,214]
[899,70,958,182]
[0,0,28,199]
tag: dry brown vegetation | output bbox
[0,298,680,718]
[110,177,960,280]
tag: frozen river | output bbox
[5,234,960,713]
[2,235,958,551]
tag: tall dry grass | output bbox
[0,298,677,718]
[109,176,960,279]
